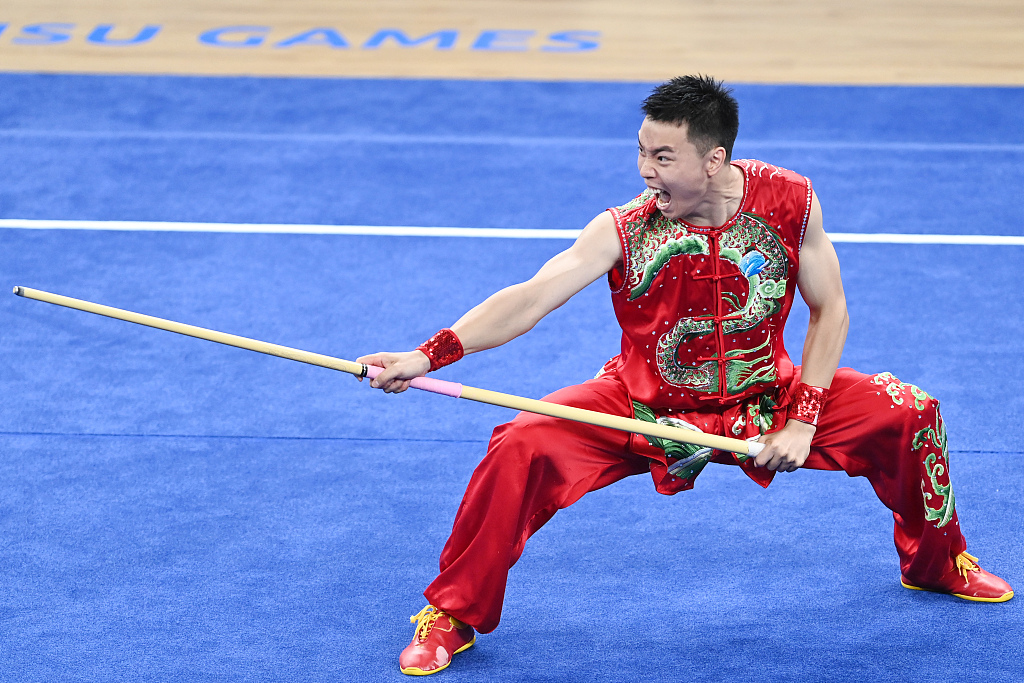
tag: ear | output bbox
[705,147,728,176]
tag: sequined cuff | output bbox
[790,383,829,426]
[416,328,464,372]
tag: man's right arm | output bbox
[358,211,622,392]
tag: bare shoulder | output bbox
[800,190,827,253]
[579,209,617,238]
[797,190,843,295]
[571,210,622,270]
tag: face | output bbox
[637,118,720,220]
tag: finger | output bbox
[386,378,413,394]
[358,354,391,387]
[775,457,800,472]
[371,365,401,389]
[381,373,410,393]
[754,444,774,468]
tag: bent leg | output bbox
[424,375,649,633]
[803,368,966,584]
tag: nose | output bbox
[638,155,655,179]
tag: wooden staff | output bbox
[13,286,764,457]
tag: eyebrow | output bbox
[638,138,675,155]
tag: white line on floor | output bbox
[1,219,1022,245]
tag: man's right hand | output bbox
[356,350,431,394]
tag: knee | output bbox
[895,390,938,417]
[484,417,562,472]
[871,374,941,424]
[884,400,942,449]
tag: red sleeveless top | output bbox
[603,160,813,412]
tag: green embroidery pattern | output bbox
[912,417,955,528]
[735,393,778,435]
[647,212,789,393]
[871,372,950,526]
[656,321,779,394]
[633,400,763,482]
[750,396,774,434]
[633,401,714,481]
[619,190,709,301]
[629,235,709,301]
[870,372,934,410]
[718,213,789,336]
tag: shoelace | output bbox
[956,551,981,581]
[410,605,455,643]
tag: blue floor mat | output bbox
[0,433,1020,682]
[1,74,1022,681]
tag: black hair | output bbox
[641,75,739,160]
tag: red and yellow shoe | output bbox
[399,605,476,676]
[902,551,1014,603]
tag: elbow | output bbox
[808,297,849,334]
[834,301,850,342]
[839,307,850,338]
[837,295,850,333]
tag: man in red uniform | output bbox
[359,75,1014,676]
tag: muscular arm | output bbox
[793,191,849,388]
[755,190,850,471]
[358,211,623,392]
[452,212,621,353]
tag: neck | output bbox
[681,162,744,227]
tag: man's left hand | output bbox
[753,420,816,472]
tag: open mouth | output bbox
[651,187,671,211]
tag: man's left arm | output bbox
[754,190,849,472]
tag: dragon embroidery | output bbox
[624,211,790,393]
[912,417,955,528]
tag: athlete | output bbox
[357,75,1014,676]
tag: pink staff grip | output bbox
[363,364,463,398]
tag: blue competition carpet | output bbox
[0,74,1022,681]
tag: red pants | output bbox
[424,367,965,633]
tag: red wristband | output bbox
[790,383,829,426]
[416,328,464,372]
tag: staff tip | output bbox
[13,286,23,296]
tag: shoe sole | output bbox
[400,637,476,676]
[901,579,1014,603]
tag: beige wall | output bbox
[1,1,1022,84]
